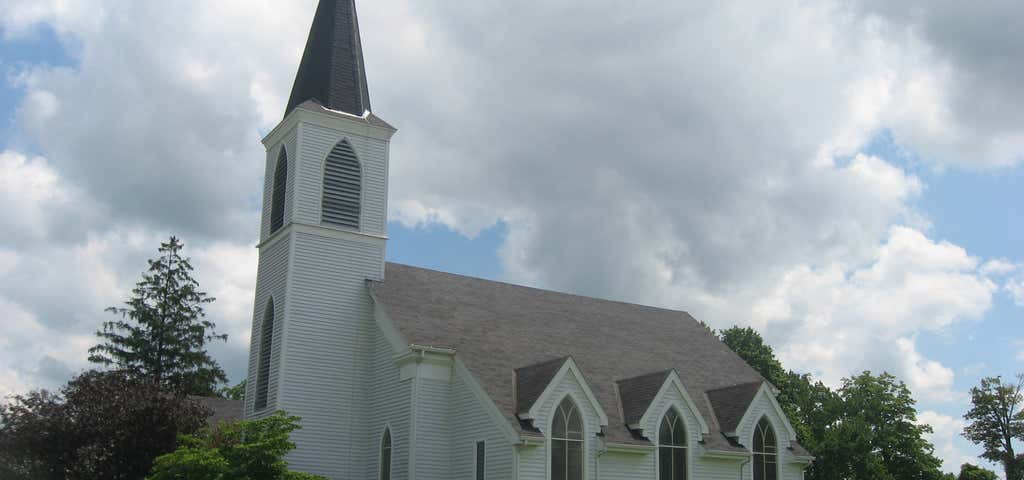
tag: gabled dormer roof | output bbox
[617,370,672,426]
[515,356,569,415]
[706,381,764,436]
[286,0,372,117]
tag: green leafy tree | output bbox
[956,463,1000,480]
[219,379,246,400]
[719,326,787,386]
[963,375,1024,480]
[89,236,227,396]
[816,372,945,480]
[0,370,208,480]
[148,412,328,480]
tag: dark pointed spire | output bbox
[286,0,371,117]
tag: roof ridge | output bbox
[383,262,694,318]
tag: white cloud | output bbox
[0,0,1020,407]
[1006,275,1024,307]
[918,410,975,474]
[980,259,1018,276]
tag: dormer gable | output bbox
[617,369,710,438]
[708,382,797,444]
[515,356,609,428]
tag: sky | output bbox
[0,0,1022,474]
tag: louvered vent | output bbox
[321,140,361,228]
[255,299,275,411]
[269,148,287,234]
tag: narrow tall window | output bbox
[380,428,392,480]
[476,441,486,480]
[658,409,688,480]
[254,299,275,411]
[753,418,778,480]
[551,397,584,480]
[270,148,287,234]
[321,139,361,229]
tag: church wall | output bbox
[367,322,412,480]
[277,229,384,479]
[517,369,603,480]
[244,232,290,418]
[293,121,388,238]
[412,378,453,479]
[449,367,515,480]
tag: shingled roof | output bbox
[286,0,371,117]
[706,381,763,435]
[370,263,776,450]
[617,370,673,426]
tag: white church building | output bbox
[243,1,813,479]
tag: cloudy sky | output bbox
[1,0,1022,473]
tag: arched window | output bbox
[753,418,778,480]
[658,409,688,480]
[269,147,287,234]
[551,397,584,480]
[321,139,361,229]
[379,428,392,480]
[254,299,275,411]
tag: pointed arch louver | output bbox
[270,148,288,234]
[321,140,361,229]
[255,299,275,411]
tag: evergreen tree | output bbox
[89,236,227,396]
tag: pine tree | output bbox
[88,236,227,396]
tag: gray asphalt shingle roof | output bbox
[617,370,673,426]
[706,381,763,434]
[370,263,771,449]
[515,356,570,415]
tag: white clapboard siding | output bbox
[244,233,290,418]
[736,390,803,480]
[413,379,453,479]
[450,371,515,480]
[278,230,384,479]
[367,324,412,480]
[293,121,388,237]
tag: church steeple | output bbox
[286,0,371,117]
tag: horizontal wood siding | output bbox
[414,378,452,479]
[278,229,384,479]
[244,234,290,418]
[262,128,298,242]
[598,452,652,480]
[367,324,411,480]
[450,371,515,480]
[294,121,388,236]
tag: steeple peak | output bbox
[286,0,371,117]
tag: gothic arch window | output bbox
[379,428,392,480]
[254,298,275,411]
[321,139,361,229]
[269,147,288,234]
[753,417,778,480]
[658,409,688,480]
[551,397,584,480]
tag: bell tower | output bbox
[245,0,396,478]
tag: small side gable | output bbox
[735,383,797,443]
[634,370,710,436]
[521,357,609,427]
